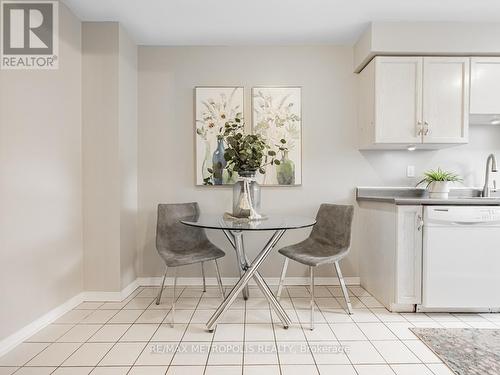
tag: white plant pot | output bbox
[428,181,451,199]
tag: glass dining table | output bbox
[181,214,316,331]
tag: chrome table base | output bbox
[207,229,292,331]
[222,230,250,300]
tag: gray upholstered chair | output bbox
[276,204,354,330]
[155,203,225,325]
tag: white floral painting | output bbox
[195,87,244,185]
[252,87,302,185]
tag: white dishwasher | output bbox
[420,205,500,312]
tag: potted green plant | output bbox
[225,122,279,219]
[204,119,280,219]
[417,168,462,199]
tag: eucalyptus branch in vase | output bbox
[203,119,279,185]
[202,119,281,220]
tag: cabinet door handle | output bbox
[417,121,423,136]
[417,214,424,231]
[424,121,430,135]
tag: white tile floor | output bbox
[2,285,499,375]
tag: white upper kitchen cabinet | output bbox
[358,57,422,148]
[422,57,469,144]
[470,57,500,115]
[357,56,469,149]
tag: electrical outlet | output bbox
[407,165,415,178]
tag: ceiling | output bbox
[63,0,500,45]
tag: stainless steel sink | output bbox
[451,190,500,199]
[455,197,500,201]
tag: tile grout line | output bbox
[243,287,278,374]
[321,291,426,373]
[272,285,289,375]
[321,285,362,375]
[240,291,248,375]
[88,286,176,373]
[342,289,449,370]
[287,285,320,374]
[13,309,95,372]
[309,284,369,375]
[13,299,119,374]
[305,286,331,375]
[317,286,439,371]
[136,285,196,373]
[123,285,187,375]
[62,292,139,373]
[90,286,165,374]
[20,286,145,374]
[346,307,413,371]
[202,287,225,375]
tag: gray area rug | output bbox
[411,328,500,375]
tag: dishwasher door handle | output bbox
[426,220,497,227]
[450,221,492,226]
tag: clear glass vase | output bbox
[232,171,261,218]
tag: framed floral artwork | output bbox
[252,87,302,186]
[195,86,244,185]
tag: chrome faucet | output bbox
[482,154,498,197]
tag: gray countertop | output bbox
[356,187,500,206]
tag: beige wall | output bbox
[0,3,83,339]
[118,26,138,289]
[82,22,138,292]
[138,46,359,280]
[82,22,121,292]
[138,45,500,281]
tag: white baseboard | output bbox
[0,293,84,357]
[137,276,360,287]
[82,279,140,301]
[0,276,359,357]
[0,278,140,357]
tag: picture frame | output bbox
[194,86,245,186]
[251,86,302,186]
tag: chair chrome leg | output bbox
[334,261,353,314]
[214,259,225,299]
[170,267,178,327]
[276,258,289,301]
[156,266,168,305]
[310,266,315,331]
[201,262,206,292]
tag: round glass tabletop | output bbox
[181,214,316,231]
